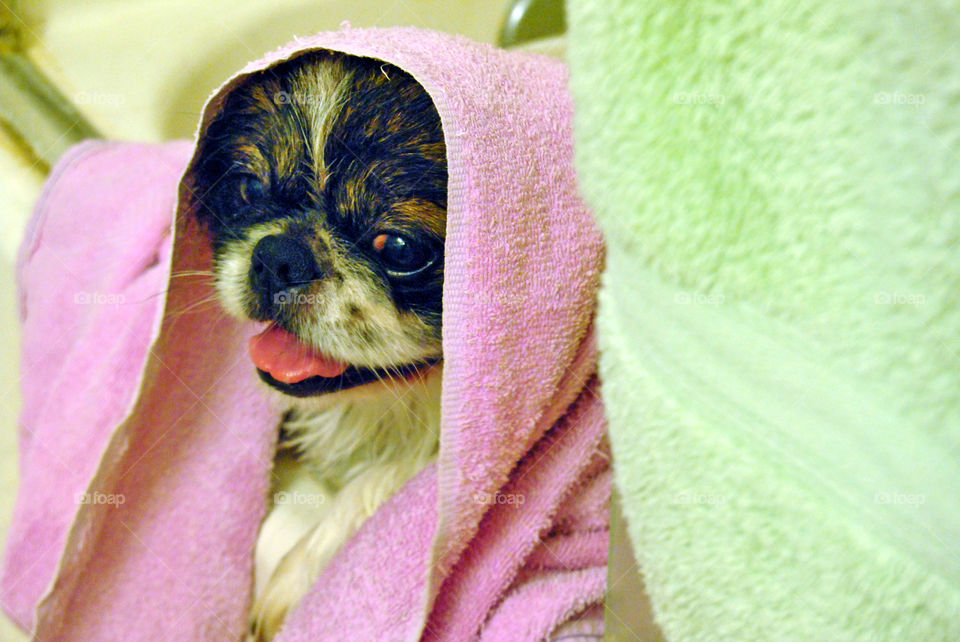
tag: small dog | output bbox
[192,51,447,641]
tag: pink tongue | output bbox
[248,326,349,384]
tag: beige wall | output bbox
[0,2,510,637]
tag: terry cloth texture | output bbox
[567,1,960,640]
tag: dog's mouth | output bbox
[249,325,438,397]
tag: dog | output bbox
[191,51,447,641]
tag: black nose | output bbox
[249,234,320,306]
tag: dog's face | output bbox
[192,52,447,399]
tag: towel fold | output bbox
[1,27,609,640]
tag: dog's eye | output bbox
[235,175,267,204]
[213,174,268,223]
[372,233,436,276]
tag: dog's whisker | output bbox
[169,269,216,279]
[163,295,225,325]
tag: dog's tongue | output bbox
[248,326,348,383]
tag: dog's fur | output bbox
[192,52,447,641]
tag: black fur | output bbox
[192,52,447,325]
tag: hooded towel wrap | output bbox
[1,28,609,640]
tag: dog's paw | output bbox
[248,570,304,641]
[248,526,333,642]
[248,460,425,640]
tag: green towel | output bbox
[567,1,960,639]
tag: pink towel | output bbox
[1,27,609,640]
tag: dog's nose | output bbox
[249,234,320,306]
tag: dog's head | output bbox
[192,52,446,399]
